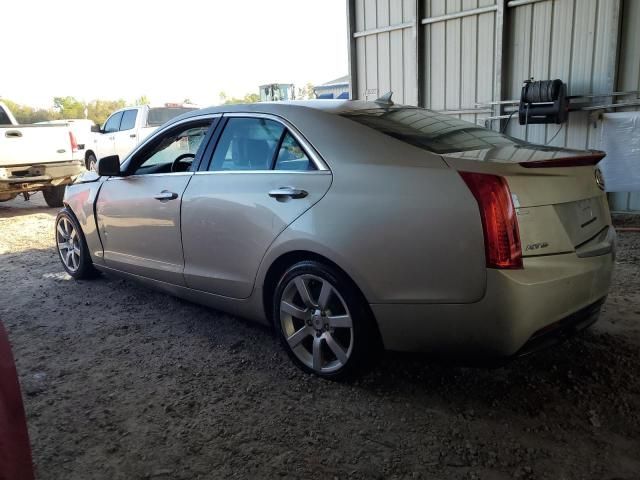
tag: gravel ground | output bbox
[1,194,639,480]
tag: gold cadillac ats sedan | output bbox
[55,100,615,379]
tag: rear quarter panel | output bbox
[256,111,487,304]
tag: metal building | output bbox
[346,0,640,211]
[314,76,351,99]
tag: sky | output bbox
[2,0,348,108]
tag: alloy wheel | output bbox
[56,217,81,273]
[279,274,354,374]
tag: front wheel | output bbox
[273,260,381,379]
[42,185,66,208]
[55,210,98,279]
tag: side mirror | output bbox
[91,124,102,133]
[97,155,121,176]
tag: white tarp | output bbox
[599,112,640,192]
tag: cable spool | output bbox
[519,79,569,125]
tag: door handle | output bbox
[5,130,22,138]
[129,134,136,138]
[154,190,179,201]
[268,187,308,200]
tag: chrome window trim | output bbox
[193,170,331,176]
[221,112,329,172]
[107,171,194,181]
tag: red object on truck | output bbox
[0,321,34,480]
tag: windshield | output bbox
[147,107,197,127]
[341,107,524,154]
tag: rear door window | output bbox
[119,109,137,131]
[274,132,315,171]
[209,118,284,171]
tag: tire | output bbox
[54,209,98,279]
[273,260,382,380]
[42,185,66,208]
[86,153,97,171]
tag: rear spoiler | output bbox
[519,152,605,168]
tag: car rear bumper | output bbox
[371,245,615,358]
[515,297,605,357]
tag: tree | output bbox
[86,99,127,126]
[53,96,86,119]
[243,93,260,103]
[296,82,315,100]
[0,99,59,123]
[135,95,151,106]
[218,91,260,105]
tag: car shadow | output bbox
[350,328,639,422]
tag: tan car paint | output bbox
[62,101,615,357]
[96,173,193,285]
[181,171,332,298]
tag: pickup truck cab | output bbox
[87,104,198,170]
[0,102,84,207]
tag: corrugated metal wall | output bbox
[504,0,619,150]
[348,0,640,211]
[422,0,499,126]
[352,0,418,104]
[610,0,640,211]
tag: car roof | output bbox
[183,99,401,120]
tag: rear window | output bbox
[147,107,197,127]
[340,107,523,154]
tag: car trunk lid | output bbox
[442,145,611,258]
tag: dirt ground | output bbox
[1,193,639,480]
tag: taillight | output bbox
[459,171,523,269]
[69,131,78,153]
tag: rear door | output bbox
[181,114,332,298]
[96,116,217,284]
[113,109,139,160]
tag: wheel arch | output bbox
[84,149,97,169]
[261,250,377,332]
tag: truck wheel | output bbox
[86,153,97,171]
[42,186,66,208]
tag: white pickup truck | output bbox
[86,104,198,170]
[0,102,84,207]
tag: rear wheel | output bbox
[55,209,98,279]
[273,260,381,379]
[42,185,66,208]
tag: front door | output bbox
[95,117,216,285]
[94,111,122,160]
[181,115,332,298]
